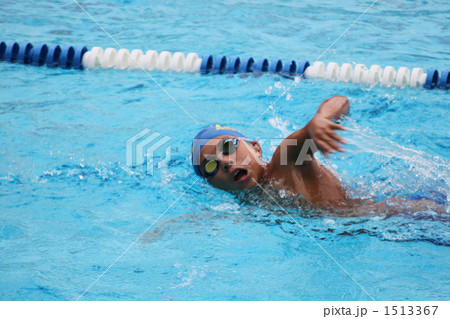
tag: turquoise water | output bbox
[0,0,449,300]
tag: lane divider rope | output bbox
[0,41,448,90]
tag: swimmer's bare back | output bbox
[265,95,350,207]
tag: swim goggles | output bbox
[202,137,249,178]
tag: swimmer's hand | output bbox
[308,114,347,156]
[307,95,349,156]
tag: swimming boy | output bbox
[191,95,351,207]
[191,94,446,216]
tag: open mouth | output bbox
[233,168,249,183]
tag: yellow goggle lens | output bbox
[205,160,218,174]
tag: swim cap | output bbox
[191,124,246,176]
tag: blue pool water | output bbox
[0,0,449,300]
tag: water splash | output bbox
[268,116,291,138]
[338,117,450,210]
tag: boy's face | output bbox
[198,135,265,191]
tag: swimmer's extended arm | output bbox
[271,95,349,167]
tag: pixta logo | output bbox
[126,129,172,175]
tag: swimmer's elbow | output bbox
[333,95,350,115]
[317,95,350,120]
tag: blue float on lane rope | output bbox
[254,58,269,72]
[438,70,449,90]
[5,42,20,62]
[73,46,87,70]
[213,55,227,74]
[296,60,310,77]
[269,59,282,74]
[227,56,240,74]
[31,43,49,66]
[424,69,439,89]
[282,60,297,75]
[60,46,75,69]
[200,55,213,74]
[240,57,254,73]
[0,41,7,60]
[46,45,61,68]
[18,42,33,64]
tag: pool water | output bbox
[0,0,449,300]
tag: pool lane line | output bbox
[252,178,376,301]
[76,177,200,301]
[1,40,449,93]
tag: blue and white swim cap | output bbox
[191,124,246,176]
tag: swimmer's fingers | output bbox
[331,122,346,131]
[317,135,344,155]
[315,137,334,156]
[329,131,347,145]
[319,123,346,147]
[311,135,328,155]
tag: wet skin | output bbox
[198,95,353,207]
